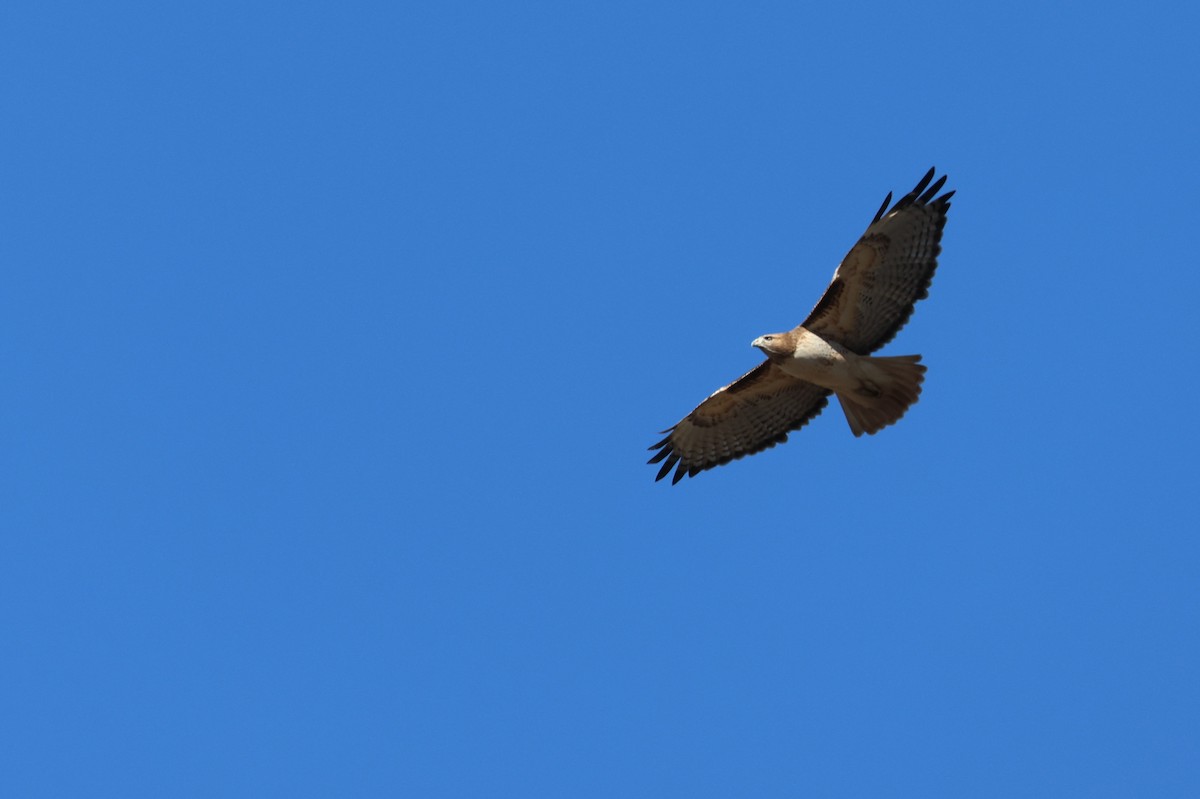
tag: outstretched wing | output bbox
[802,168,954,354]
[647,362,830,484]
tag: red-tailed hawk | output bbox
[649,168,953,484]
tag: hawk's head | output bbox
[751,331,795,358]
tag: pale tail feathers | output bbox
[837,355,926,437]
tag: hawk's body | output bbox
[649,168,953,484]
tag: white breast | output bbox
[776,329,857,392]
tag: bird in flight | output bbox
[649,168,954,484]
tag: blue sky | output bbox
[3,1,1199,796]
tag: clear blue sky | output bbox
[4,1,1199,796]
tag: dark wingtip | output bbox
[871,191,893,224]
[655,453,680,482]
[918,174,948,204]
[880,167,952,217]
[912,166,936,196]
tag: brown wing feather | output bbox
[802,167,953,354]
[647,362,830,484]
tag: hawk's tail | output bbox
[837,355,926,437]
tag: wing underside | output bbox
[801,167,954,353]
[648,362,830,484]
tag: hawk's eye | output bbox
[764,335,774,341]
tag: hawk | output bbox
[649,168,953,484]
